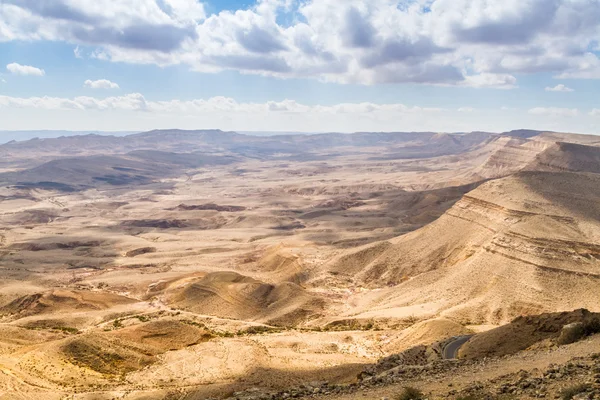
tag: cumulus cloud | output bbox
[1,1,600,86]
[590,109,600,117]
[458,107,475,112]
[545,84,574,92]
[528,107,579,117]
[6,63,45,76]
[84,79,120,89]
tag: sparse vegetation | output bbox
[395,386,424,400]
[134,314,150,322]
[239,325,281,335]
[24,325,80,334]
[560,384,590,400]
[53,326,80,334]
[320,319,380,332]
[181,319,206,329]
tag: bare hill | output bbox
[165,272,326,326]
[0,290,137,319]
[336,171,600,324]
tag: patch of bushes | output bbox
[319,319,380,332]
[54,326,80,334]
[134,315,150,322]
[181,319,207,329]
[239,325,281,335]
[560,384,590,400]
[23,325,79,334]
[395,386,424,400]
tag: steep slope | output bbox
[525,141,600,173]
[467,134,600,181]
[469,136,552,179]
[337,170,600,324]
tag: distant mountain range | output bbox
[0,130,138,144]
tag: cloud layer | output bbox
[0,93,441,116]
[6,63,45,76]
[2,0,600,87]
[1,92,598,134]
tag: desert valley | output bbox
[0,129,599,399]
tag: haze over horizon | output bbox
[1,0,600,133]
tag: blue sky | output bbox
[0,0,599,134]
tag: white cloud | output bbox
[545,84,574,92]
[590,109,600,117]
[74,46,83,59]
[528,107,579,117]
[84,79,120,89]
[0,93,442,116]
[1,1,599,87]
[6,63,45,76]
[461,74,518,89]
[458,107,475,113]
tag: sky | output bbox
[0,0,600,135]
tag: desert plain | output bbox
[0,129,599,399]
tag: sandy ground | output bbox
[0,131,599,398]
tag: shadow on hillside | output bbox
[518,171,600,222]
[0,235,121,283]
[298,180,485,248]
[179,363,369,399]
